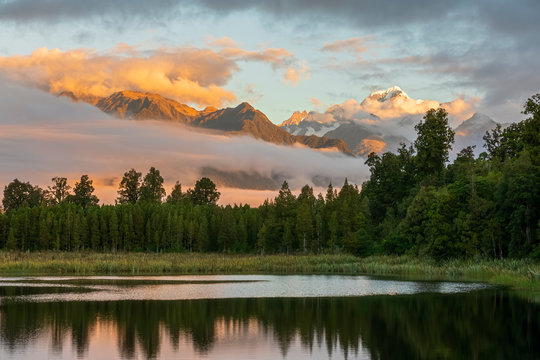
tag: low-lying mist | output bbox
[0,81,368,206]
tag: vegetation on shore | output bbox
[0,95,539,261]
[0,252,539,290]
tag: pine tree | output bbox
[117,169,142,204]
[139,167,166,204]
[47,177,71,205]
[187,177,220,205]
[71,175,99,208]
[414,108,454,180]
[166,182,184,204]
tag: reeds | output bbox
[0,251,538,290]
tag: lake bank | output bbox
[0,251,539,290]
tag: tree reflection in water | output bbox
[0,290,539,359]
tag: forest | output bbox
[0,94,538,259]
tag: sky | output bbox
[0,0,538,124]
[0,0,538,205]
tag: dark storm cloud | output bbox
[1,0,538,121]
[2,0,538,37]
[0,0,182,22]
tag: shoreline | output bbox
[0,252,539,291]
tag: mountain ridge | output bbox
[279,86,503,157]
[65,90,353,156]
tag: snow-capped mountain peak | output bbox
[281,110,310,126]
[367,86,409,102]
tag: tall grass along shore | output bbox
[0,252,539,290]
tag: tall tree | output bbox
[47,177,71,205]
[139,167,165,204]
[296,201,313,253]
[187,177,220,206]
[70,175,99,208]
[166,181,184,204]
[2,179,45,212]
[117,169,142,204]
[414,108,454,179]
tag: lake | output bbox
[0,275,538,359]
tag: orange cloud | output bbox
[321,37,373,54]
[283,62,310,85]
[355,139,387,156]
[208,37,309,86]
[441,97,481,125]
[0,46,237,107]
[359,90,479,122]
[0,43,309,106]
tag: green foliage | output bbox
[0,96,539,259]
[166,181,184,204]
[139,167,166,204]
[414,108,455,179]
[47,177,71,205]
[117,169,142,204]
[187,177,220,206]
[2,179,45,212]
[359,96,540,259]
[70,175,99,208]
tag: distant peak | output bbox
[201,106,218,114]
[110,90,162,100]
[458,112,496,127]
[237,102,255,111]
[281,110,309,126]
[368,86,409,102]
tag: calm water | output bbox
[0,275,538,359]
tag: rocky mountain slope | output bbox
[73,91,353,155]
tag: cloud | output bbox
[283,62,310,86]
[359,91,476,123]
[0,81,367,206]
[0,1,477,28]
[309,97,322,107]
[304,87,480,144]
[206,36,240,48]
[2,1,538,123]
[209,37,309,86]
[0,46,238,107]
[0,43,309,107]
[321,37,372,55]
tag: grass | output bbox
[0,251,539,290]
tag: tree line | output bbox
[0,94,539,258]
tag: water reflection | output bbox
[0,275,489,302]
[1,291,539,359]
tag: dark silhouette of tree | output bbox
[2,179,45,212]
[47,177,71,205]
[139,167,165,204]
[117,169,142,204]
[166,181,184,204]
[187,177,220,206]
[70,175,99,208]
[414,108,454,179]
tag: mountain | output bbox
[81,91,352,155]
[280,86,501,157]
[363,85,410,103]
[453,112,502,154]
[281,110,310,126]
[193,102,351,154]
[96,91,200,123]
[280,88,411,157]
